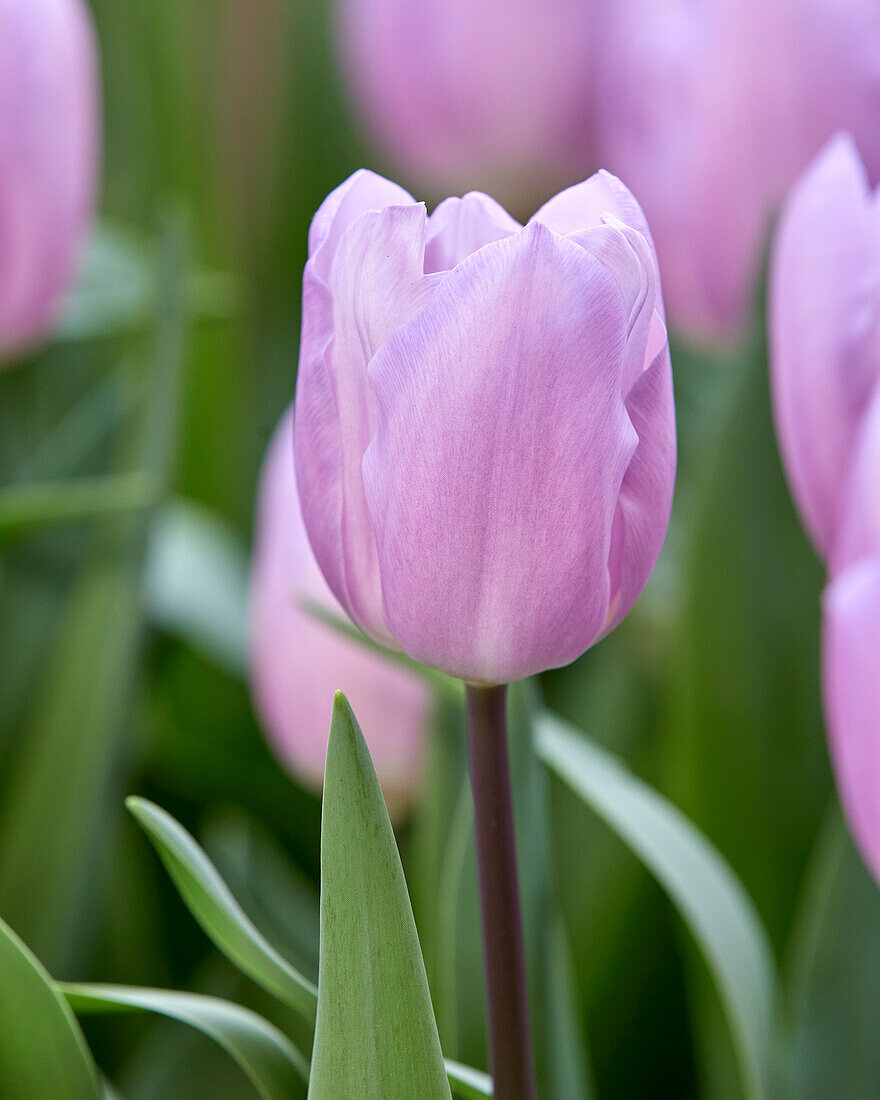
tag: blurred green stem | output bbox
[466,684,536,1100]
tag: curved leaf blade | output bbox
[59,983,307,1099]
[309,692,451,1099]
[0,918,101,1099]
[536,710,778,1100]
[126,797,317,1020]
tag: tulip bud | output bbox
[770,134,880,560]
[600,0,880,340]
[823,385,880,883]
[337,0,599,210]
[294,169,676,685]
[249,406,430,815]
[0,0,100,360]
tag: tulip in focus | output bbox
[249,406,430,815]
[823,385,880,883]
[600,0,880,340]
[294,169,676,686]
[0,0,100,360]
[338,0,599,209]
[770,135,880,560]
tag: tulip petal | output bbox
[308,169,415,280]
[531,171,661,289]
[250,409,428,815]
[605,340,676,632]
[364,222,638,684]
[564,221,676,625]
[425,192,521,272]
[296,201,436,643]
[570,220,660,391]
[834,381,880,572]
[0,0,99,354]
[770,133,880,558]
[823,558,880,884]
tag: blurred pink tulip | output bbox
[249,406,430,815]
[337,0,599,209]
[600,0,880,341]
[770,135,880,559]
[294,169,676,685]
[0,0,100,360]
[823,386,880,883]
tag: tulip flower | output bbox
[0,0,100,360]
[293,168,676,686]
[600,0,880,340]
[249,406,429,815]
[823,385,880,883]
[770,134,880,559]
[337,0,599,208]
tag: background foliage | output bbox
[0,2,872,1097]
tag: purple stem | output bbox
[466,683,536,1100]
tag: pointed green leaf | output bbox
[59,983,307,1099]
[309,693,451,1099]
[126,797,317,1021]
[0,918,101,1099]
[537,710,778,1100]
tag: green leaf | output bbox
[0,472,159,547]
[0,917,101,1099]
[143,499,249,677]
[537,710,778,1100]
[783,804,880,1098]
[309,692,451,1099]
[59,983,307,1099]
[126,797,318,1021]
[445,1060,492,1099]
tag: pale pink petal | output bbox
[0,0,100,357]
[425,191,521,273]
[363,223,638,684]
[823,558,880,884]
[770,133,880,558]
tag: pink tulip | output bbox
[337,0,599,208]
[770,135,880,559]
[600,0,880,340]
[823,385,880,883]
[0,0,100,359]
[293,169,676,685]
[249,406,430,814]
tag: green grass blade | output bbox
[537,709,778,1100]
[60,983,307,1099]
[126,797,317,1020]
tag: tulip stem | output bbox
[465,683,536,1100]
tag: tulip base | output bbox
[465,683,536,1100]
